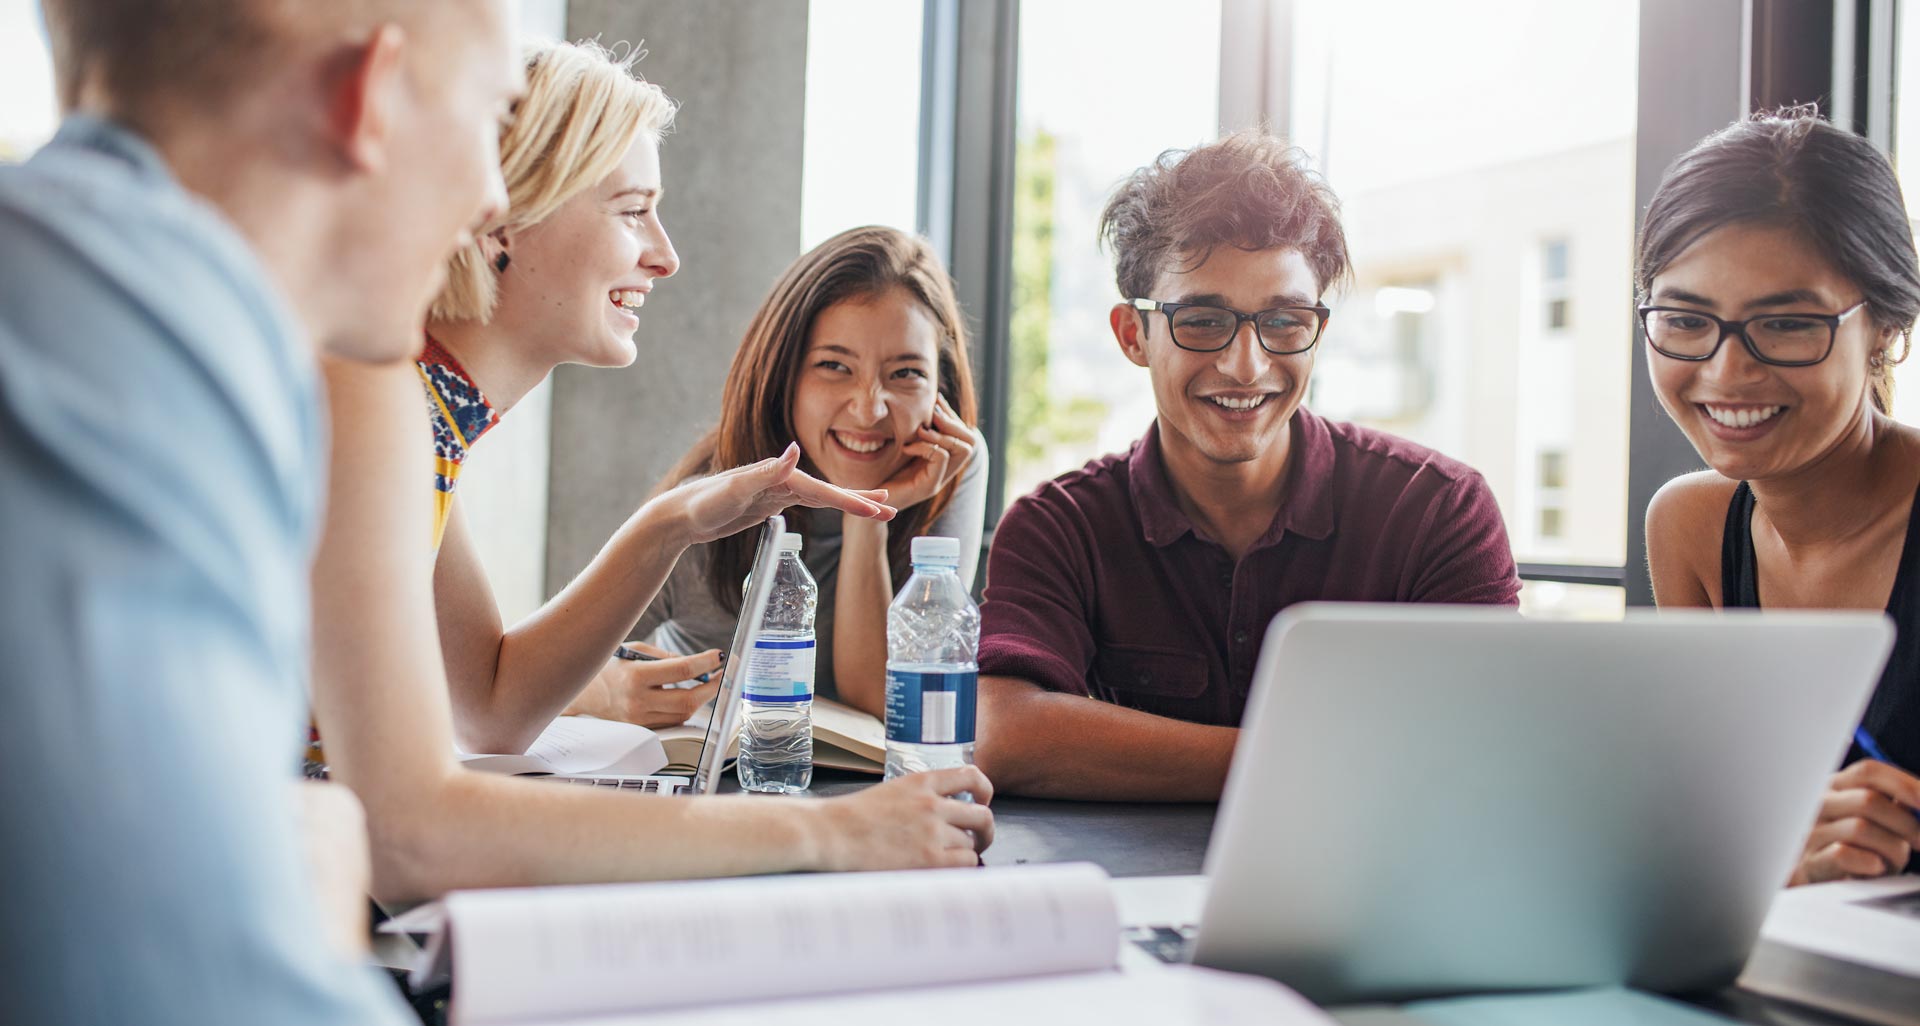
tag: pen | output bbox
[614,644,714,685]
[1854,726,1920,822]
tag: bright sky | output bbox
[0,0,55,154]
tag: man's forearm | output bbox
[974,675,1238,801]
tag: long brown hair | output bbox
[662,226,978,613]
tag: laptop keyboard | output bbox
[1124,924,1197,963]
[545,776,690,795]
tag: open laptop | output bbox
[536,513,783,797]
[1131,603,1892,1005]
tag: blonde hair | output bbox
[432,39,677,323]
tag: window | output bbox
[1291,0,1635,581]
[800,0,924,252]
[0,0,56,162]
[1002,0,1223,503]
[1890,9,1920,426]
[1542,239,1571,332]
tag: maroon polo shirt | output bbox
[978,407,1520,727]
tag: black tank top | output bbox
[1722,480,1920,774]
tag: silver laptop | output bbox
[1183,603,1892,1004]
[540,513,783,797]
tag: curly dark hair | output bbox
[1099,129,1351,301]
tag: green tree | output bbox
[1008,129,1108,482]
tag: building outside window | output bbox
[1542,238,1571,333]
[1289,0,1635,617]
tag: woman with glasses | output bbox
[310,40,993,904]
[1642,108,1920,884]
[635,226,984,720]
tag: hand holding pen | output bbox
[1789,727,1920,886]
[561,643,725,730]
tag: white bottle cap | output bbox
[910,535,961,565]
[777,532,803,553]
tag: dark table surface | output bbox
[757,769,1872,1026]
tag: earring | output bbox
[494,252,512,273]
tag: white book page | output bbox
[513,967,1334,1026]
[1749,877,1920,975]
[449,863,1120,1026]
[460,716,666,777]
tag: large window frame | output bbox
[917,0,1895,605]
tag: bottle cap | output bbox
[910,535,961,565]
[778,532,804,553]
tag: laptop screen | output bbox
[686,514,785,795]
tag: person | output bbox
[1640,108,1920,883]
[1,1,523,1023]
[312,40,994,906]
[635,225,985,719]
[972,131,1521,802]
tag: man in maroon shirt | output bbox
[975,131,1520,801]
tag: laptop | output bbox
[1131,603,1893,1004]
[537,513,784,797]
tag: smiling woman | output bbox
[637,226,986,718]
[1639,108,1920,886]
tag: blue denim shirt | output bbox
[0,116,408,1025]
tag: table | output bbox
[778,770,1874,1026]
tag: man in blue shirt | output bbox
[0,2,522,1022]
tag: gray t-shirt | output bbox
[637,433,988,700]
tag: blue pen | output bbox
[1854,726,1920,822]
[615,644,715,685]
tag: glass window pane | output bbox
[1005,0,1223,502]
[800,0,924,252]
[1519,579,1625,620]
[0,1,57,161]
[1890,12,1920,425]
[1293,0,1636,568]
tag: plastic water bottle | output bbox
[740,533,815,793]
[884,536,979,799]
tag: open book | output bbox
[460,716,668,778]
[383,863,1329,1026]
[1738,876,1920,1026]
[654,695,884,775]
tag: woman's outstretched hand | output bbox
[660,442,894,547]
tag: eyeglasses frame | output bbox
[1128,297,1333,355]
[1637,300,1869,368]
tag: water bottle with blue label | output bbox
[884,536,978,799]
[740,532,816,793]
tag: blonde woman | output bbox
[312,40,992,904]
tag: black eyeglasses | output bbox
[1638,301,1867,367]
[1129,298,1332,355]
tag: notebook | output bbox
[655,693,885,775]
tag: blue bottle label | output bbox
[884,668,977,743]
[745,637,815,702]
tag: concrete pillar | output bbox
[544,0,810,596]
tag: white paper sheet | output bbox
[449,863,1121,1026]
[459,716,667,777]
[513,966,1333,1026]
